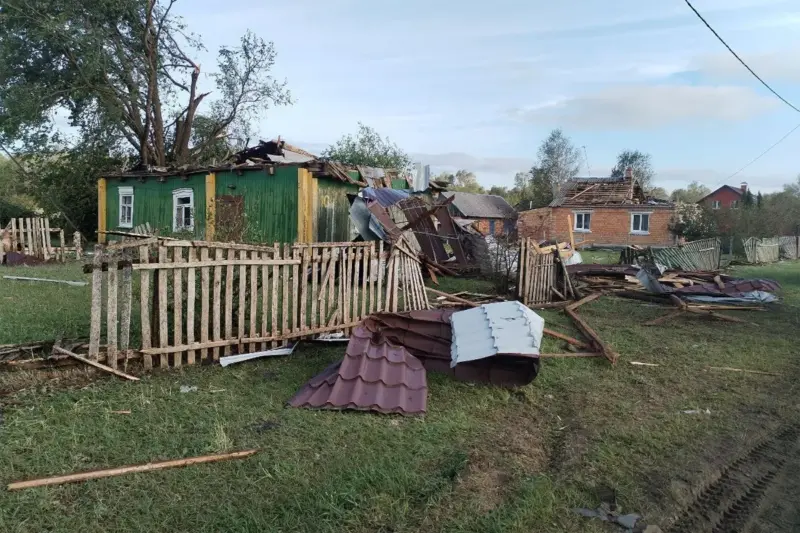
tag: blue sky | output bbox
[178,0,800,193]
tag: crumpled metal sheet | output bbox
[363,310,540,387]
[288,324,427,415]
[361,187,410,207]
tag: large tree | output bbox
[321,123,412,172]
[536,129,581,195]
[449,170,484,194]
[611,149,655,190]
[670,181,711,203]
[0,0,291,167]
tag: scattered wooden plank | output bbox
[539,352,600,358]
[2,276,87,287]
[542,328,589,350]
[53,346,139,382]
[425,287,479,307]
[565,292,601,311]
[707,366,778,376]
[7,449,258,491]
[713,275,726,290]
[644,310,684,326]
[564,307,619,364]
[630,361,660,367]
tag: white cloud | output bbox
[510,85,777,129]
[693,46,800,83]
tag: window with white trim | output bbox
[573,212,591,232]
[118,186,134,228]
[711,200,721,209]
[172,188,194,232]
[630,212,651,234]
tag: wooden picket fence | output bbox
[2,217,82,262]
[517,238,559,305]
[742,237,781,264]
[88,239,429,370]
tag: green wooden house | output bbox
[98,160,396,244]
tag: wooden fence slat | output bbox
[292,246,300,333]
[377,241,384,311]
[59,228,66,263]
[106,252,119,370]
[213,248,224,361]
[311,248,320,330]
[360,246,369,319]
[261,250,270,350]
[187,248,197,365]
[271,242,279,348]
[238,249,247,350]
[224,248,235,356]
[368,242,376,315]
[249,250,258,352]
[26,218,33,256]
[139,244,152,370]
[352,248,361,322]
[89,245,103,359]
[120,250,133,372]
[300,246,309,333]
[10,218,17,253]
[173,247,184,367]
[158,245,169,368]
[282,244,289,343]
[393,250,400,312]
[42,219,51,260]
[328,249,337,328]
[200,247,210,362]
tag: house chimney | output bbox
[624,166,633,179]
[740,182,748,193]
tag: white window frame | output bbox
[630,212,651,235]
[711,200,721,210]
[118,186,134,228]
[172,188,195,232]
[573,211,592,233]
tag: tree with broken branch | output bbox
[0,0,292,168]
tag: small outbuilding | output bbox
[440,191,517,236]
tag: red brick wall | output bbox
[701,187,743,210]
[473,218,509,236]
[518,206,675,246]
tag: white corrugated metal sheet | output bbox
[449,301,544,367]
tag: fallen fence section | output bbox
[652,238,721,271]
[2,217,81,262]
[778,236,798,260]
[743,237,781,264]
[88,239,428,370]
[517,238,559,305]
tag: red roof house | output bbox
[697,183,747,210]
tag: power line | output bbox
[716,121,800,185]
[582,145,592,175]
[683,0,800,114]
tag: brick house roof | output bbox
[696,185,744,204]
[441,192,516,219]
[550,175,651,207]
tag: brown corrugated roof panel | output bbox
[288,326,427,415]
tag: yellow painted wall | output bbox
[98,178,107,243]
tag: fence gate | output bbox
[88,239,428,370]
[3,217,81,262]
[517,238,559,305]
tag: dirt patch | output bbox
[456,455,512,513]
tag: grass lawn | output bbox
[0,259,799,532]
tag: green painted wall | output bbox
[316,178,358,242]
[105,173,207,238]
[215,166,298,243]
[391,179,410,189]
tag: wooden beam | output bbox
[565,292,601,311]
[539,352,601,358]
[564,308,619,364]
[97,178,107,244]
[542,328,589,349]
[52,346,139,381]
[7,449,259,491]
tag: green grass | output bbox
[1,260,799,532]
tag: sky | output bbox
[178,0,800,194]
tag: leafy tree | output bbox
[0,1,291,166]
[487,185,508,197]
[536,129,581,195]
[757,191,763,207]
[449,170,484,194]
[648,187,669,200]
[669,203,717,240]
[670,181,712,203]
[322,123,412,172]
[611,149,655,190]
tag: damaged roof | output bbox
[287,324,427,415]
[550,175,656,207]
[441,192,516,219]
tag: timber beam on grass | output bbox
[564,307,619,365]
[52,346,139,381]
[7,449,259,491]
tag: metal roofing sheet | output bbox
[287,324,427,415]
[361,187,410,207]
[450,302,543,366]
[441,192,516,219]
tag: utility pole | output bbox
[582,146,592,176]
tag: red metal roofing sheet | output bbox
[288,325,427,415]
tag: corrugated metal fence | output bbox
[743,237,787,263]
[652,238,721,271]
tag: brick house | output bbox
[697,183,747,210]
[517,168,676,246]
[440,191,517,236]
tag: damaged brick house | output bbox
[440,191,517,236]
[517,168,676,246]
